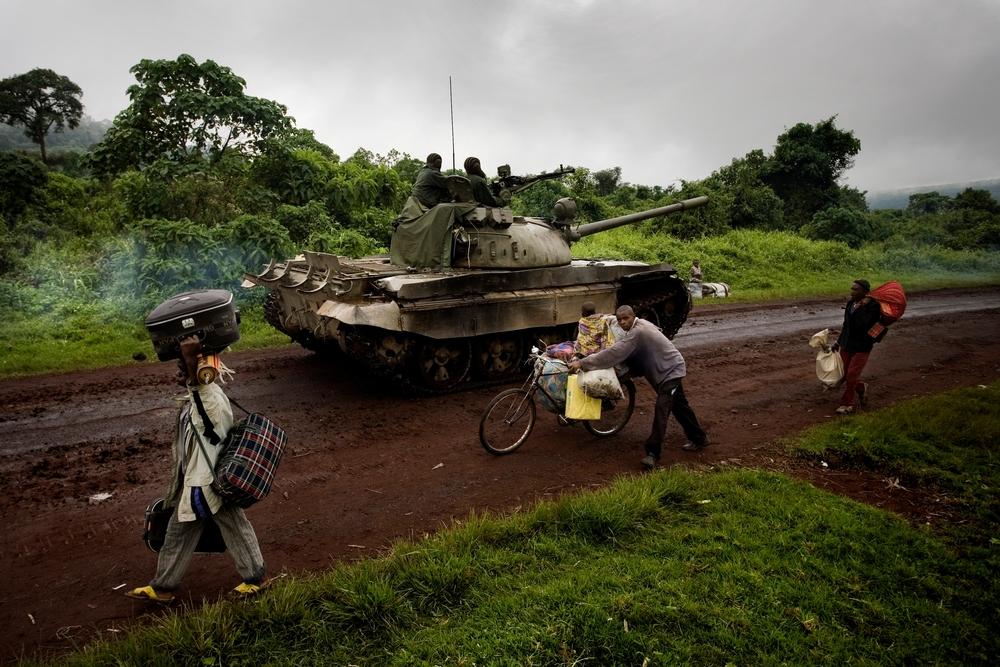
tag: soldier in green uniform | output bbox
[411,153,452,208]
[463,156,498,207]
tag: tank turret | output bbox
[245,168,708,392]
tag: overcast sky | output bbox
[4,0,999,191]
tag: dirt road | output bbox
[2,288,999,663]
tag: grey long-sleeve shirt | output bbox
[579,318,686,388]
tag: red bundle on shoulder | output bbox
[867,281,906,340]
[870,280,907,324]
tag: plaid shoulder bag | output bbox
[191,396,287,509]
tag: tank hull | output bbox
[246,253,690,392]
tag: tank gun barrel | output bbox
[568,195,709,241]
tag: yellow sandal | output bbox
[125,585,175,603]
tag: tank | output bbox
[243,167,708,392]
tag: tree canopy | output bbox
[88,54,294,175]
[0,68,84,164]
[762,116,861,228]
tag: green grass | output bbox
[575,227,1000,300]
[54,387,1000,665]
[789,381,1000,544]
[2,228,998,378]
[0,305,289,377]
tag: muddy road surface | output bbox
[2,288,999,663]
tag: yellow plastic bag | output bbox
[565,375,602,420]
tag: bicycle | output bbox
[479,348,636,455]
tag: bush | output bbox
[215,214,294,278]
[0,151,47,224]
[801,206,876,248]
[275,200,332,243]
[306,227,382,257]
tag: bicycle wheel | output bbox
[584,378,636,437]
[479,388,537,455]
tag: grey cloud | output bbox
[2,0,997,190]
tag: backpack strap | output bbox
[190,388,220,445]
[189,412,218,481]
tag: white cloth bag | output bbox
[578,368,625,399]
[808,328,844,388]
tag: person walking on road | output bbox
[568,305,709,469]
[833,279,881,414]
[126,335,266,603]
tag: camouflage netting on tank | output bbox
[390,200,476,269]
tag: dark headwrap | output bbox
[425,153,442,167]
[463,156,486,178]
[853,279,871,293]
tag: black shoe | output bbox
[682,437,710,452]
[640,454,659,470]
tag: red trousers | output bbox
[839,349,870,407]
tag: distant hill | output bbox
[867,178,1000,210]
[0,116,110,153]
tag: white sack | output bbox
[809,328,844,388]
[816,350,844,388]
[578,368,625,399]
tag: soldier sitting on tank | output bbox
[411,153,453,208]
[463,156,499,207]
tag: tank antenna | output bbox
[449,76,456,171]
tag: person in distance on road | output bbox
[568,305,709,469]
[832,279,881,414]
[126,336,266,603]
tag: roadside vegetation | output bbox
[50,382,999,665]
[2,55,999,377]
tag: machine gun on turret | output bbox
[490,164,575,205]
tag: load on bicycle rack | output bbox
[478,348,636,455]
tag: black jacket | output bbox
[837,296,881,353]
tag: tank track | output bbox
[266,277,690,395]
[623,275,691,339]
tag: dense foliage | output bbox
[0,56,998,376]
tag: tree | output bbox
[0,68,83,164]
[762,116,861,228]
[89,54,293,175]
[951,187,999,214]
[593,167,622,196]
[708,150,784,229]
[905,191,951,216]
[0,152,48,228]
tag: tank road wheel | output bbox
[634,305,661,329]
[374,333,411,372]
[473,334,525,381]
[413,338,472,391]
[263,291,290,335]
[658,282,692,339]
